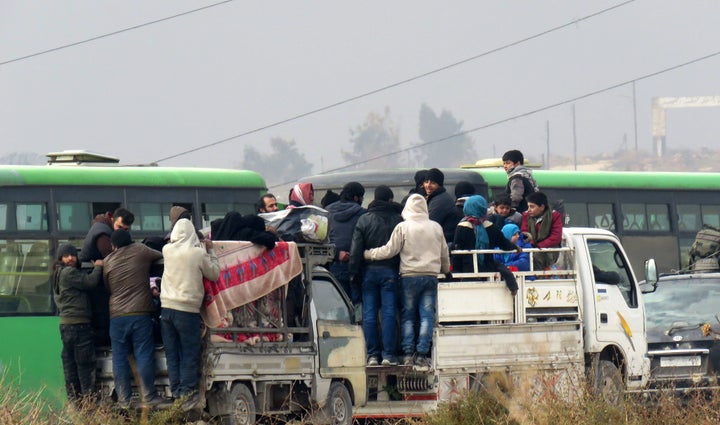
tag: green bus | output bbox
[0,154,266,404]
[301,166,720,276]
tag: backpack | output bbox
[689,224,720,262]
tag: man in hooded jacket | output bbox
[364,193,450,371]
[161,218,220,409]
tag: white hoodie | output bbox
[364,194,450,277]
[161,219,220,313]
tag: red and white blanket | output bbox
[201,241,302,328]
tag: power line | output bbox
[0,0,235,67]
[268,49,720,188]
[153,0,637,163]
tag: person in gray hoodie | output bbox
[364,193,450,371]
[161,218,220,409]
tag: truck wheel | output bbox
[324,382,352,425]
[593,360,623,403]
[221,383,256,425]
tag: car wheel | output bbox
[324,382,352,425]
[221,383,256,425]
[593,360,623,403]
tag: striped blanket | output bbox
[201,240,302,327]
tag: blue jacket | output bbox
[494,234,532,271]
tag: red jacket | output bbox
[520,210,563,248]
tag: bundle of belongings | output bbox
[259,205,329,243]
[203,212,303,343]
[689,224,720,271]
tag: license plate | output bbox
[660,356,701,367]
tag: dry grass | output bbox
[2,373,720,425]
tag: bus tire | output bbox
[221,383,256,425]
[324,382,352,425]
[593,360,623,403]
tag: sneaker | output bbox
[367,356,379,366]
[381,357,399,366]
[414,354,431,371]
[402,354,414,366]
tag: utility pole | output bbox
[546,120,550,169]
[632,81,638,151]
[572,104,577,171]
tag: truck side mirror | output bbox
[644,259,658,286]
[354,303,363,324]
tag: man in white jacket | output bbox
[363,194,450,371]
[161,219,220,409]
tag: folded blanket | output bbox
[201,241,302,327]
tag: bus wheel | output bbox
[324,382,352,425]
[593,360,623,403]
[221,383,256,425]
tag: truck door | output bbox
[586,237,647,380]
[310,276,366,377]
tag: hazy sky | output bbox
[2,1,720,177]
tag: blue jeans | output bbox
[329,262,361,304]
[160,308,202,398]
[109,315,158,403]
[400,276,437,356]
[362,268,399,361]
[59,323,96,402]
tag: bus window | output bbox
[128,202,172,232]
[677,204,701,231]
[647,204,670,231]
[679,237,694,270]
[701,205,720,228]
[57,202,91,232]
[0,204,6,231]
[563,203,589,227]
[16,203,48,231]
[588,203,615,231]
[622,203,646,231]
[202,203,251,228]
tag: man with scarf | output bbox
[286,183,315,208]
[452,195,520,296]
[502,150,539,213]
[520,191,563,270]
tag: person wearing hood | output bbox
[326,181,367,303]
[52,244,103,404]
[502,150,539,213]
[452,195,520,296]
[349,185,403,366]
[423,168,460,245]
[161,218,220,409]
[493,223,531,272]
[364,193,450,371]
[287,183,315,208]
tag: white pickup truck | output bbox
[95,228,653,423]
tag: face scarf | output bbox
[462,195,490,250]
[527,206,553,244]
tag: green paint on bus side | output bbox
[0,166,266,189]
[0,316,65,405]
[472,168,720,191]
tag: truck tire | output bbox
[324,382,352,425]
[593,360,623,403]
[221,383,256,425]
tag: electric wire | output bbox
[153,0,637,163]
[0,0,234,67]
[268,49,720,189]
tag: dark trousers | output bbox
[160,308,202,398]
[59,323,96,402]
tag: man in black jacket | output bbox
[349,185,403,366]
[424,168,458,245]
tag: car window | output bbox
[311,278,352,323]
[588,239,636,307]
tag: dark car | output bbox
[641,272,720,392]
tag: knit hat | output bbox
[56,243,78,260]
[111,229,133,248]
[320,190,340,208]
[170,206,190,228]
[463,195,488,219]
[454,181,475,198]
[502,223,520,241]
[425,168,444,186]
[374,185,394,202]
[413,169,428,186]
